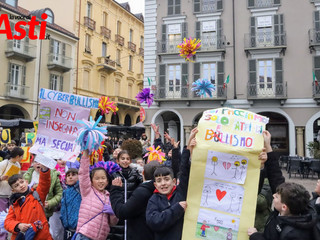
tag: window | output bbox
[87,2,92,18]
[168,24,181,53]
[83,70,90,89]
[168,0,181,15]
[201,62,217,97]
[100,75,106,93]
[117,21,121,35]
[8,63,25,96]
[129,29,133,42]
[116,49,121,66]
[5,0,16,7]
[140,36,144,48]
[53,40,60,60]
[102,42,107,57]
[129,55,133,71]
[44,9,54,24]
[85,34,91,53]
[128,83,132,99]
[49,74,63,91]
[258,60,274,95]
[103,12,108,27]
[168,65,181,98]
[201,21,217,50]
[256,16,273,46]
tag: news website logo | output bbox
[0,13,50,40]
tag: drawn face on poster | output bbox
[195,208,239,239]
[204,150,249,184]
[200,179,244,216]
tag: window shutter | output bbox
[50,39,54,53]
[274,14,284,46]
[182,22,188,39]
[49,74,53,90]
[181,63,188,98]
[161,24,167,53]
[248,0,255,8]
[24,28,29,53]
[217,19,223,49]
[314,11,320,31]
[193,62,200,97]
[217,0,223,11]
[60,76,64,92]
[175,0,181,14]
[314,56,320,90]
[8,63,12,84]
[22,66,26,86]
[10,22,14,36]
[62,43,66,64]
[217,61,224,97]
[250,17,256,47]
[194,0,201,13]
[159,64,166,98]
[273,0,280,5]
[249,59,257,97]
[168,0,174,15]
[275,58,283,96]
[195,21,201,39]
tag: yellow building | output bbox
[0,0,77,138]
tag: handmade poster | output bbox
[0,129,11,144]
[21,147,31,163]
[4,164,20,177]
[33,121,38,133]
[34,154,57,170]
[182,108,269,240]
[29,98,90,162]
[26,133,36,145]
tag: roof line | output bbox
[112,0,144,23]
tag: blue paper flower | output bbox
[191,79,216,97]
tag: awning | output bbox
[0,119,34,128]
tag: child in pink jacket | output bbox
[75,150,118,240]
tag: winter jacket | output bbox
[4,170,53,240]
[250,205,317,240]
[110,180,155,240]
[0,159,21,197]
[76,156,118,240]
[24,167,63,218]
[60,181,81,230]
[146,149,191,240]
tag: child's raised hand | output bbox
[164,132,171,142]
[263,130,272,153]
[259,148,268,169]
[171,138,180,149]
[247,227,257,236]
[179,201,187,211]
[112,177,123,187]
[18,223,32,232]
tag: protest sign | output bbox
[26,132,36,145]
[0,129,11,144]
[21,147,31,163]
[33,121,38,133]
[30,98,90,162]
[4,165,20,177]
[182,108,269,240]
[34,154,57,170]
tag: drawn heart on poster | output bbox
[223,162,231,170]
[216,189,227,201]
[214,226,219,231]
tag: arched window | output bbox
[44,9,54,24]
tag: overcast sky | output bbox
[117,0,145,15]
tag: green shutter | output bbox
[250,17,256,47]
[314,11,320,31]
[249,60,257,96]
[22,66,26,86]
[217,19,223,49]
[217,61,224,97]
[60,76,64,92]
[181,63,188,98]
[159,64,166,98]
[275,58,283,96]
[168,0,174,15]
[248,0,255,8]
[161,24,167,53]
[217,0,223,11]
[182,22,188,39]
[274,14,284,46]
[194,0,201,13]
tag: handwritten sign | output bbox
[182,108,269,240]
[26,133,36,145]
[30,99,90,162]
[34,154,57,170]
[21,147,31,163]
[39,88,99,109]
[0,129,11,144]
[4,165,20,177]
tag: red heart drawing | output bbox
[214,226,219,231]
[216,189,227,201]
[223,162,231,170]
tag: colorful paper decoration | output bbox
[76,116,107,153]
[98,96,119,115]
[26,133,36,145]
[90,161,121,175]
[135,88,154,107]
[139,107,146,122]
[144,145,166,163]
[192,79,216,97]
[89,148,104,165]
[177,37,201,62]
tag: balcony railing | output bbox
[5,40,36,61]
[97,57,116,72]
[247,82,287,99]
[47,54,72,72]
[139,48,144,56]
[244,31,286,49]
[128,41,136,52]
[4,83,29,99]
[153,85,227,100]
[248,0,278,8]
[84,16,96,30]
[101,26,111,39]
[115,34,124,46]
[313,82,320,99]
[157,39,181,54]
[199,35,226,51]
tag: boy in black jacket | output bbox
[248,182,317,240]
[145,128,198,240]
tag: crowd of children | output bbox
[0,125,319,240]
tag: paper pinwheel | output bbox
[135,88,154,107]
[191,79,216,97]
[144,145,166,163]
[75,116,107,153]
[98,96,119,115]
[90,161,121,175]
[177,37,201,62]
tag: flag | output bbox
[313,72,319,86]
[223,75,230,89]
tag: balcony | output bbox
[47,54,72,72]
[157,39,181,54]
[5,40,36,62]
[128,41,136,52]
[199,35,226,52]
[4,83,29,100]
[313,82,320,104]
[309,29,320,53]
[248,0,280,8]
[109,96,140,109]
[101,26,111,39]
[247,82,287,103]
[115,34,124,46]
[84,16,96,31]
[194,0,223,14]
[97,57,116,72]
[244,31,286,55]
[139,48,144,56]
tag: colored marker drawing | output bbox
[200,179,244,216]
[205,150,249,184]
[195,208,239,239]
